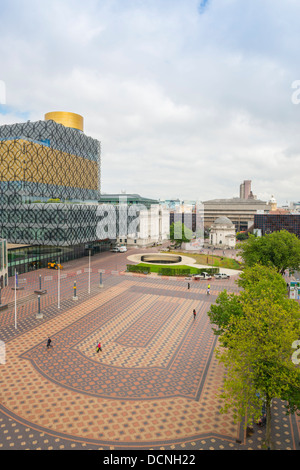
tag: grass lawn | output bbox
[164,251,241,270]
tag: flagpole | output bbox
[88,249,91,294]
[14,269,17,329]
[58,257,60,309]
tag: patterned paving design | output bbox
[0,249,300,450]
[17,282,217,402]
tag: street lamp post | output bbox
[14,269,17,328]
[58,257,61,309]
[88,249,91,294]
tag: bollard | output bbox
[34,274,47,295]
[73,280,78,301]
[36,294,43,319]
[99,271,103,288]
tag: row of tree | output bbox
[207,230,300,449]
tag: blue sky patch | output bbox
[198,0,210,14]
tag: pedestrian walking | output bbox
[207,284,210,295]
[96,341,102,353]
[193,309,196,319]
[46,337,52,349]
[188,282,190,290]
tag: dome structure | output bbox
[210,216,236,248]
[268,195,277,212]
[212,216,234,226]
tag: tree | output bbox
[207,290,243,338]
[236,232,248,241]
[237,230,300,275]
[170,221,194,246]
[214,266,300,449]
[208,264,287,338]
[237,263,288,299]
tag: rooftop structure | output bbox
[99,193,159,209]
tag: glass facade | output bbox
[7,240,111,277]
[254,214,300,237]
[0,116,106,277]
[1,201,101,246]
[0,117,101,246]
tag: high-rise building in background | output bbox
[239,180,255,199]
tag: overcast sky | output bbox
[1,0,300,205]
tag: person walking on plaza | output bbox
[193,309,196,319]
[188,282,190,290]
[207,284,210,295]
[96,341,102,353]
[46,337,52,349]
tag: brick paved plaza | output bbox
[0,248,299,451]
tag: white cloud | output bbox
[1,0,300,204]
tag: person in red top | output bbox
[96,341,102,352]
[193,309,196,319]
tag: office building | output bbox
[98,194,169,247]
[239,180,255,200]
[254,213,300,237]
[203,197,270,231]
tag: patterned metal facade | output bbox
[0,118,102,246]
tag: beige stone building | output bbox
[203,198,270,232]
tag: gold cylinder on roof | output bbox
[44,111,84,132]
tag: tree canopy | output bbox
[237,230,300,275]
[169,221,194,244]
[208,264,300,448]
[208,264,288,337]
[207,290,243,338]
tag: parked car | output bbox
[193,272,212,280]
[214,273,230,279]
[110,246,127,253]
[48,261,63,270]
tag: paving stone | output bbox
[0,249,299,451]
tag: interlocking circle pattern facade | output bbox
[0,119,101,246]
